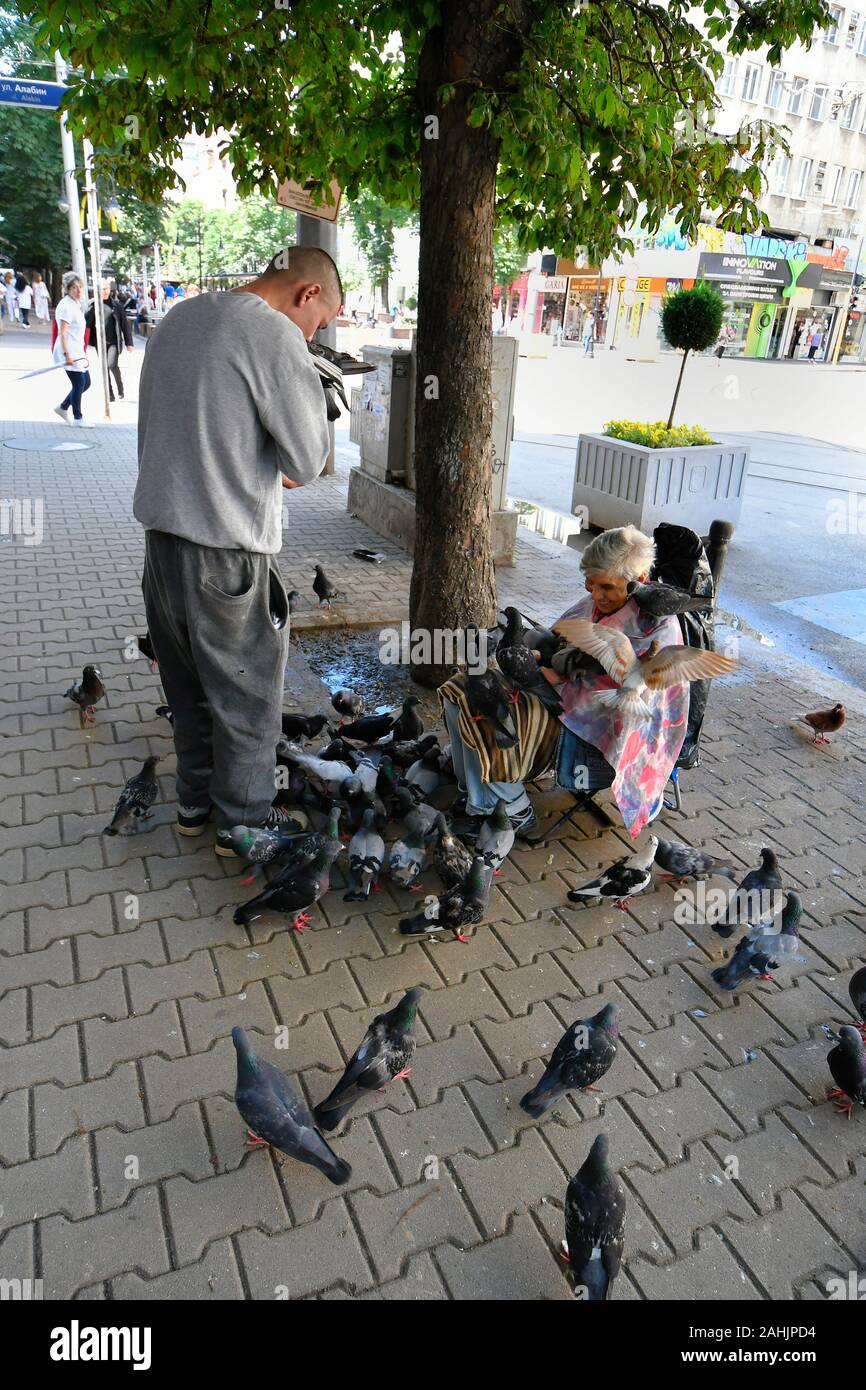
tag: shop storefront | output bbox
[611,275,696,355]
[696,252,792,359]
[538,275,569,336]
[559,269,610,342]
[839,299,866,360]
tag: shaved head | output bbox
[267,246,343,307]
[239,244,343,339]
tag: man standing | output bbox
[134,246,341,856]
[86,281,134,401]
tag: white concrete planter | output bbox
[573,432,749,533]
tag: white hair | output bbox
[62,271,83,293]
[580,524,656,581]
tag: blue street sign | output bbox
[0,77,66,110]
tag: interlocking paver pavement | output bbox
[2,416,865,1300]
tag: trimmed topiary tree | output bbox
[661,282,725,429]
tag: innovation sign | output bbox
[0,77,66,110]
[697,250,852,303]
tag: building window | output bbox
[810,84,828,120]
[742,63,761,101]
[844,168,863,205]
[812,161,828,197]
[828,87,845,121]
[821,5,844,42]
[787,77,806,114]
[770,153,791,193]
[795,157,814,197]
[829,164,846,202]
[842,92,863,127]
[765,70,785,108]
[846,11,862,44]
[719,57,738,96]
[859,18,866,53]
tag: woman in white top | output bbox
[32,273,51,322]
[53,273,92,427]
[18,279,33,327]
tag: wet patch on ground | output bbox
[296,626,443,727]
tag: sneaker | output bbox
[177,804,212,836]
[215,803,309,858]
[54,405,69,421]
[508,804,539,839]
[71,418,94,428]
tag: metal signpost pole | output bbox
[81,135,111,419]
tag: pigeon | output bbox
[317,735,356,764]
[155,704,174,726]
[399,855,493,942]
[392,787,439,838]
[654,838,739,883]
[313,988,421,1132]
[337,711,397,745]
[64,664,105,726]
[332,688,363,721]
[232,1027,351,1183]
[103,755,160,836]
[713,848,783,939]
[137,632,158,671]
[476,798,515,874]
[278,742,356,796]
[229,807,334,882]
[343,808,385,900]
[827,1026,866,1118]
[464,670,518,749]
[744,888,802,969]
[387,817,428,890]
[495,607,563,715]
[711,936,779,993]
[567,837,658,910]
[374,754,402,802]
[432,812,473,889]
[233,839,342,929]
[406,747,442,799]
[552,619,737,721]
[391,695,424,742]
[389,732,440,770]
[280,711,330,741]
[313,563,338,608]
[799,703,846,745]
[286,589,300,613]
[523,621,566,668]
[626,579,712,617]
[849,965,866,1038]
[562,1133,626,1301]
[520,1003,620,1119]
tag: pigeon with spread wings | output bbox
[554,618,737,721]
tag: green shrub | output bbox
[660,281,726,428]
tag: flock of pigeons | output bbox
[59,581,861,1298]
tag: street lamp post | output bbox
[54,52,87,285]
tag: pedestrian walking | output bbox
[582,310,596,357]
[32,273,51,323]
[3,271,19,323]
[134,246,340,854]
[788,320,804,359]
[807,326,823,361]
[52,272,92,427]
[18,278,33,327]
[85,280,134,401]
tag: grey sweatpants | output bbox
[142,530,289,829]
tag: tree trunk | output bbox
[380,273,390,313]
[410,0,529,688]
[667,349,689,430]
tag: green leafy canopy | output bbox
[22,0,830,262]
[661,280,725,353]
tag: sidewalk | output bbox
[1,413,866,1300]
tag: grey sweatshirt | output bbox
[134,291,330,553]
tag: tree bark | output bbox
[667,349,689,430]
[410,0,530,688]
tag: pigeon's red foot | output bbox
[471,714,484,722]
[614,898,629,911]
[372,882,382,892]
[855,1021,866,1038]
[559,1242,571,1264]
[493,868,502,876]
[455,930,470,943]
[408,883,424,893]
[244,1129,268,1147]
[582,1084,602,1092]
[392,1067,412,1082]
[150,660,158,673]
[828,1087,854,1118]
[505,690,520,705]
[812,734,830,745]
[292,912,312,931]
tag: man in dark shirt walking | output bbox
[86,281,134,401]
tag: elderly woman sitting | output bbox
[439,524,690,840]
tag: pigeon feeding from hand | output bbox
[827,1026,866,1119]
[391,695,424,742]
[849,965,866,1039]
[313,988,421,1132]
[280,711,330,742]
[399,854,493,943]
[232,1027,351,1183]
[313,563,339,609]
[496,607,563,716]
[476,798,515,875]
[464,670,518,749]
[103,755,160,836]
[712,848,783,939]
[137,632,158,672]
[567,837,658,911]
[654,837,738,884]
[626,580,712,618]
[387,816,428,891]
[799,703,846,745]
[343,808,385,901]
[64,665,105,726]
[432,812,473,889]
[233,839,342,930]
[553,619,737,722]
[520,1003,620,1119]
[562,1133,626,1301]
[332,688,363,722]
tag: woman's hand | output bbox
[532,650,565,686]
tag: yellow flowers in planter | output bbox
[603,420,716,449]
